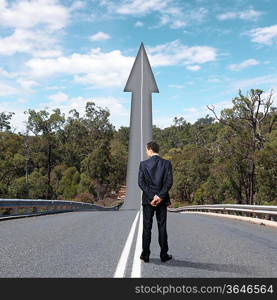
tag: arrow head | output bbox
[124,42,159,93]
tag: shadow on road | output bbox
[149,258,258,275]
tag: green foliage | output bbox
[0,112,14,132]
[0,91,276,206]
[78,173,95,195]
[58,167,80,200]
[255,129,277,204]
[9,170,48,199]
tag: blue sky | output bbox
[1,0,277,131]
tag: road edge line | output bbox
[114,210,140,277]
[180,211,277,228]
[131,208,143,277]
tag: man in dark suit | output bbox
[138,141,173,263]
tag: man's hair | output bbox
[146,141,159,153]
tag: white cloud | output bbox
[46,92,129,129]
[101,0,208,30]
[90,32,111,41]
[152,99,233,127]
[189,7,208,22]
[0,82,18,96]
[23,41,217,89]
[0,28,61,56]
[152,115,176,128]
[0,0,69,31]
[115,0,168,15]
[16,78,39,90]
[186,65,201,71]
[184,107,198,113]
[69,1,86,11]
[232,75,277,90]
[247,24,277,45]
[168,84,184,89]
[159,14,170,25]
[134,21,144,27]
[0,68,18,79]
[217,12,236,20]
[155,6,208,29]
[217,9,263,21]
[228,59,260,71]
[0,100,29,133]
[0,1,75,57]
[170,20,186,29]
[148,40,217,67]
[0,91,130,132]
[182,100,233,123]
[262,87,277,107]
[239,9,263,20]
[32,49,63,58]
[48,91,70,105]
[25,48,134,88]
[44,85,67,91]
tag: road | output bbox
[0,210,276,277]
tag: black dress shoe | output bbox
[140,253,149,263]
[160,254,172,262]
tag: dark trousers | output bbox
[142,203,169,257]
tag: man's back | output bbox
[138,141,173,263]
[138,155,173,206]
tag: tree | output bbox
[0,112,14,132]
[108,138,128,191]
[80,102,115,201]
[58,109,88,171]
[81,139,112,201]
[58,167,80,199]
[9,169,48,199]
[25,108,65,199]
[207,89,275,204]
[255,129,277,204]
[0,132,25,197]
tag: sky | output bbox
[0,0,277,132]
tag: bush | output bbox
[8,170,48,199]
[58,167,80,199]
[74,192,95,204]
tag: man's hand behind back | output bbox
[150,194,163,207]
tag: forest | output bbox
[0,88,276,207]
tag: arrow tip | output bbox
[124,42,159,93]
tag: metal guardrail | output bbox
[168,204,277,222]
[0,199,122,220]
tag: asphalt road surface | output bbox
[0,209,276,277]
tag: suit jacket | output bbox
[138,155,173,206]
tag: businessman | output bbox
[138,141,173,263]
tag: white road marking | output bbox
[114,211,140,278]
[131,208,143,277]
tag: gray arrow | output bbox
[121,42,159,210]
